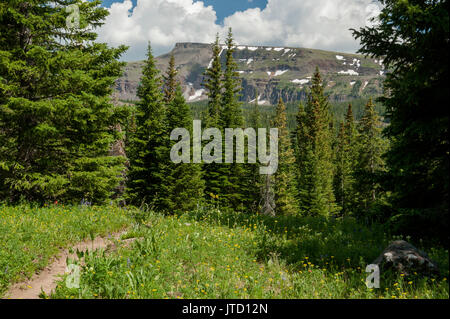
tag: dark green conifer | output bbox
[354,98,387,211]
[272,98,298,215]
[163,53,177,104]
[295,68,337,216]
[334,104,357,215]
[126,43,169,208]
[166,85,205,213]
[0,0,128,204]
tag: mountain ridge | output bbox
[114,42,385,105]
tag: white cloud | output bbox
[97,0,382,61]
[224,0,380,53]
[97,0,220,61]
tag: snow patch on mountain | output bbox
[292,79,309,85]
[188,89,205,101]
[362,80,369,90]
[207,47,225,69]
[350,58,361,68]
[338,69,359,76]
[274,70,288,76]
[250,94,269,105]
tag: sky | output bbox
[100,0,269,24]
[96,0,382,61]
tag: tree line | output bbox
[0,0,447,244]
[124,28,388,220]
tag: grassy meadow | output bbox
[0,204,134,296]
[1,204,441,299]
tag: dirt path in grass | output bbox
[4,230,135,299]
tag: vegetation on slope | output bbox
[49,206,449,299]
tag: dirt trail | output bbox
[4,230,131,299]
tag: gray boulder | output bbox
[372,240,439,276]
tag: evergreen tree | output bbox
[163,53,177,104]
[166,85,205,213]
[203,34,223,127]
[222,28,243,128]
[126,43,169,208]
[0,0,128,204]
[352,0,449,241]
[333,104,357,215]
[245,90,262,212]
[202,34,224,199]
[354,98,387,211]
[295,68,337,216]
[272,98,298,215]
[220,28,246,210]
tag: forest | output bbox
[0,0,448,300]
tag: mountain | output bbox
[114,42,385,105]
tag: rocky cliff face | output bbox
[114,42,385,105]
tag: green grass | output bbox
[0,204,135,296]
[49,206,449,299]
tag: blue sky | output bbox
[100,0,268,24]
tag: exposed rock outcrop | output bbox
[372,240,440,276]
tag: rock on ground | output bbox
[372,240,440,276]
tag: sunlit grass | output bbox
[50,208,449,299]
[0,204,135,296]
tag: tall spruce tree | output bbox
[222,28,243,128]
[202,34,224,199]
[333,104,357,215]
[203,34,222,128]
[220,28,246,210]
[166,85,205,213]
[163,53,177,104]
[0,0,128,204]
[354,98,387,211]
[295,68,337,216]
[244,90,262,212]
[352,0,448,241]
[272,98,297,215]
[126,43,169,208]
